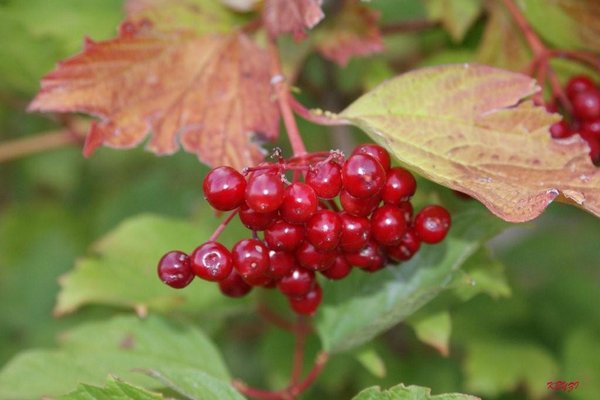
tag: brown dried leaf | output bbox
[29,24,279,169]
[341,64,600,222]
[314,1,384,66]
[263,0,324,40]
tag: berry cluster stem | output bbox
[501,0,600,111]
[291,316,308,384]
[208,209,239,242]
[268,39,307,157]
[233,349,329,400]
[501,0,545,56]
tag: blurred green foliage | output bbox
[0,1,598,399]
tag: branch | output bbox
[291,316,308,385]
[268,39,307,157]
[289,97,350,127]
[0,128,84,163]
[380,19,440,35]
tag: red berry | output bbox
[306,210,342,251]
[157,250,194,289]
[397,201,414,224]
[296,241,336,271]
[232,239,270,280]
[245,170,284,213]
[342,154,386,198]
[371,204,408,246]
[340,189,380,217]
[382,167,416,204]
[203,166,246,211]
[387,229,421,262]
[566,75,596,99]
[345,240,386,271]
[190,242,232,282]
[267,250,296,280]
[219,269,252,297]
[414,205,451,244]
[580,130,600,165]
[321,255,352,280]
[239,202,277,231]
[572,89,600,121]
[280,182,318,224]
[581,118,600,138]
[339,211,371,252]
[264,219,304,251]
[306,160,343,199]
[243,272,274,287]
[288,283,322,315]
[278,266,315,297]
[549,120,573,139]
[352,144,391,171]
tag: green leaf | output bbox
[464,339,559,399]
[352,383,480,400]
[451,248,511,301]
[316,209,506,353]
[143,368,245,400]
[0,315,230,399]
[424,0,483,42]
[55,214,230,316]
[519,0,600,53]
[563,328,600,400]
[340,64,600,223]
[0,0,122,93]
[126,0,249,35]
[408,311,451,356]
[353,347,387,378]
[59,377,164,400]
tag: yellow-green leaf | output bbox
[340,64,600,222]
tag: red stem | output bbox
[289,97,348,127]
[287,352,329,397]
[501,0,546,56]
[501,0,579,114]
[257,302,297,332]
[290,316,308,385]
[233,351,329,400]
[549,49,600,71]
[268,40,307,157]
[208,209,239,242]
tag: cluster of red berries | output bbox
[157,144,451,315]
[549,74,600,165]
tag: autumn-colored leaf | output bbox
[476,0,530,72]
[29,20,279,169]
[314,1,384,66]
[263,0,324,40]
[340,64,600,223]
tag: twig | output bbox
[380,19,440,35]
[268,39,307,157]
[289,97,349,127]
[257,302,297,332]
[208,209,239,242]
[0,129,83,163]
[290,316,308,385]
[287,352,329,397]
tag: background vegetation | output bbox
[0,1,598,399]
